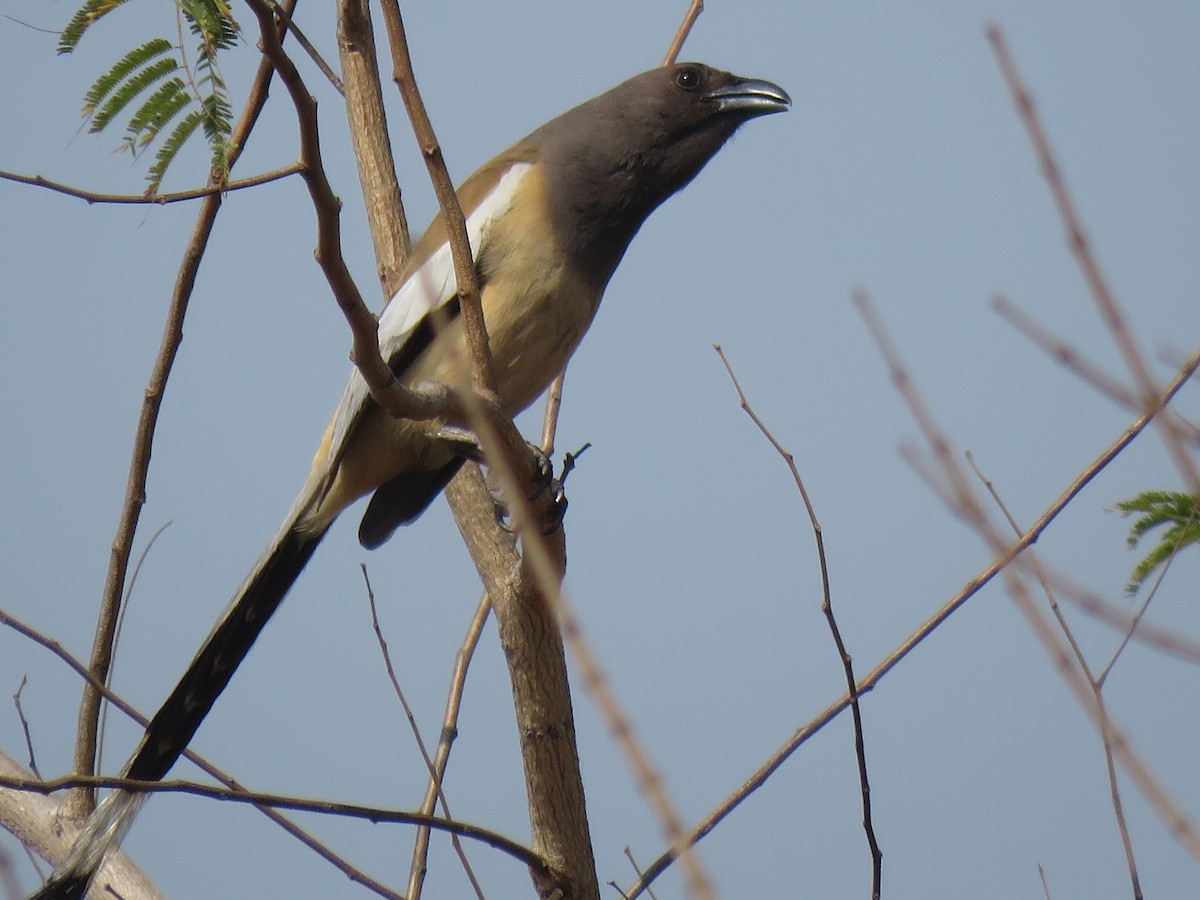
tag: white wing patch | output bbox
[321,162,533,472]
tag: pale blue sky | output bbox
[2,2,1199,898]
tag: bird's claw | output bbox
[491,442,570,535]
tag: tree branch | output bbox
[245,0,456,424]
[70,1,298,818]
[336,0,411,298]
[624,337,1200,898]
[0,165,303,205]
[715,345,883,899]
[0,767,547,876]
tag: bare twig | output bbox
[246,0,455,424]
[12,677,40,780]
[991,293,1139,410]
[1038,863,1054,900]
[0,165,303,205]
[966,451,1142,898]
[1097,528,1187,685]
[621,847,659,900]
[376,2,496,399]
[662,0,704,66]
[97,520,173,775]
[1035,567,1200,665]
[715,345,882,898]
[622,326,1200,899]
[267,1,344,93]
[408,595,492,900]
[857,289,1200,863]
[0,771,547,874]
[988,24,1199,495]
[361,567,485,899]
[70,3,298,816]
[0,602,405,899]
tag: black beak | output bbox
[704,77,792,117]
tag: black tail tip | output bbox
[28,873,92,900]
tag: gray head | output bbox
[528,62,791,282]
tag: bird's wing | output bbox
[321,161,534,469]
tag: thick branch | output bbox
[1,751,162,900]
[337,0,411,296]
[445,466,596,900]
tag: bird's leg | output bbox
[432,426,569,533]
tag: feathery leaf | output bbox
[1114,490,1200,595]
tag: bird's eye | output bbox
[675,67,701,92]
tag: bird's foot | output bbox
[491,442,572,535]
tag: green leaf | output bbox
[60,0,239,189]
[127,78,191,145]
[1115,491,1200,595]
[83,38,174,115]
[90,56,178,133]
[58,0,129,54]
[146,109,205,196]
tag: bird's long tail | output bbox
[31,500,330,900]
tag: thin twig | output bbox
[0,772,547,874]
[622,323,1200,899]
[662,0,704,66]
[12,677,40,780]
[246,0,454,424]
[70,4,297,816]
[714,345,882,897]
[1038,863,1054,900]
[858,289,1200,863]
[988,24,1199,496]
[0,601,405,899]
[1036,566,1200,666]
[0,164,303,205]
[97,520,173,775]
[268,1,344,94]
[408,594,492,900]
[622,847,659,900]
[1097,530,1186,685]
[966,451,1142,898]
[360,567,485,899]
[991,293,1139,410]
[376,1,496,398]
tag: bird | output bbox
[32,61,789,899]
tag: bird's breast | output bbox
[417,164,605,414]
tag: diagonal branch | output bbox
[71,1,298,818]
[1,601,404,899]
[624,337,1200,898]
[244,0,457,424]
[988,23,1200,495]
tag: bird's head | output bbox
[533,62,790,278]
